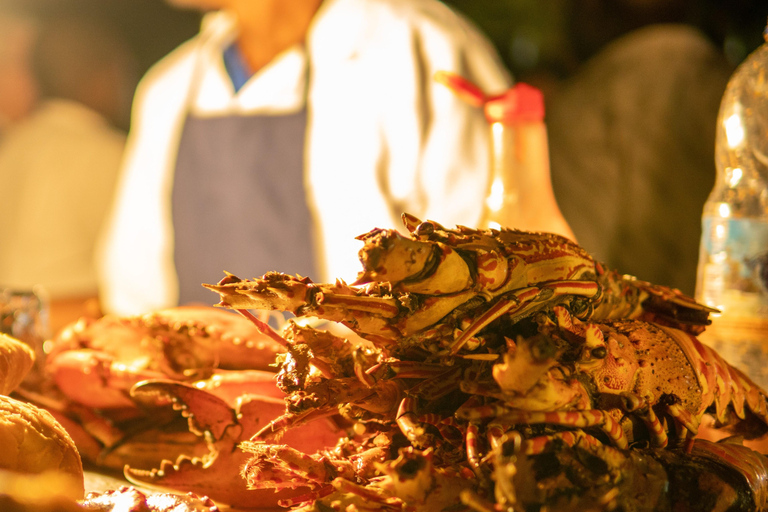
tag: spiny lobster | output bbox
[198,214,768,510]
[469,431,768,512]
[205,213,715,358]
[23,214,768,511]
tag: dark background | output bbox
[7,0,768,125]
[4,0,767,294]
[9,0,768,104]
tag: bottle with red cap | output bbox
[436,73,575,240]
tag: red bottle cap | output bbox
[434,71,545,124]
[484,83,545,124]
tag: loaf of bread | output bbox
[0,334,35,396]
[0,395,84,497]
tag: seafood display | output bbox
[0,326,227,511]
[200,215,768,510]
[12,214,768,511]
[20,306,344,508]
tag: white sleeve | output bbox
[96,45,197,315]
[306,0,512,283]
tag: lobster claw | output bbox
[124,379,347,509]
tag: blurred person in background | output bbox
[97,0,512,316]
[0,9,38,137]
[0,16,136,332]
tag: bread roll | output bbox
[0,334,35,395]
[0,395,84,497]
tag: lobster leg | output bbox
[495,409,629,450]
[449,280,600,355]
[486,420,514,451]
[396,397,434,449]
[522,430,606,455]
[418,413,464,446]
[465,422,483,474]
[665,402,701,443]
[277,485,337,509]
[621,393,668,448]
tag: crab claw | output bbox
[125,380,346,509]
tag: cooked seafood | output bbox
[80,486,219,512]
[24,215,768,511]
[205,213,714,355]
[24,306,344,508]
[198,214,768,510]
[45,305,286,409]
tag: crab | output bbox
[15,306,348,509]
[43,305,286,410]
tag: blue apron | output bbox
[171,47,317,306]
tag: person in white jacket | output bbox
[98,0,511,316]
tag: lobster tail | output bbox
[593,270,717,334]
[660,325,768,438]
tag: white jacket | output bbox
[98,0,511,315]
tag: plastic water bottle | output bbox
[695,24,768,387]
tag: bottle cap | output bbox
[435,71,545,124]
[484,83,545,124]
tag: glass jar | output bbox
[0,286,49,388]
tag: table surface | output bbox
[84,470,254,512]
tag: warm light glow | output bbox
[486,177,504,212]
[724,111,745,148]
[110,491,140,512]
[712,250,727,264]
[491,121,504,144]
[718,203,731,218]
[728,167,743,187]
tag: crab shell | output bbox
[45,306,286,409]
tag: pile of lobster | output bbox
[19,214,768,511]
